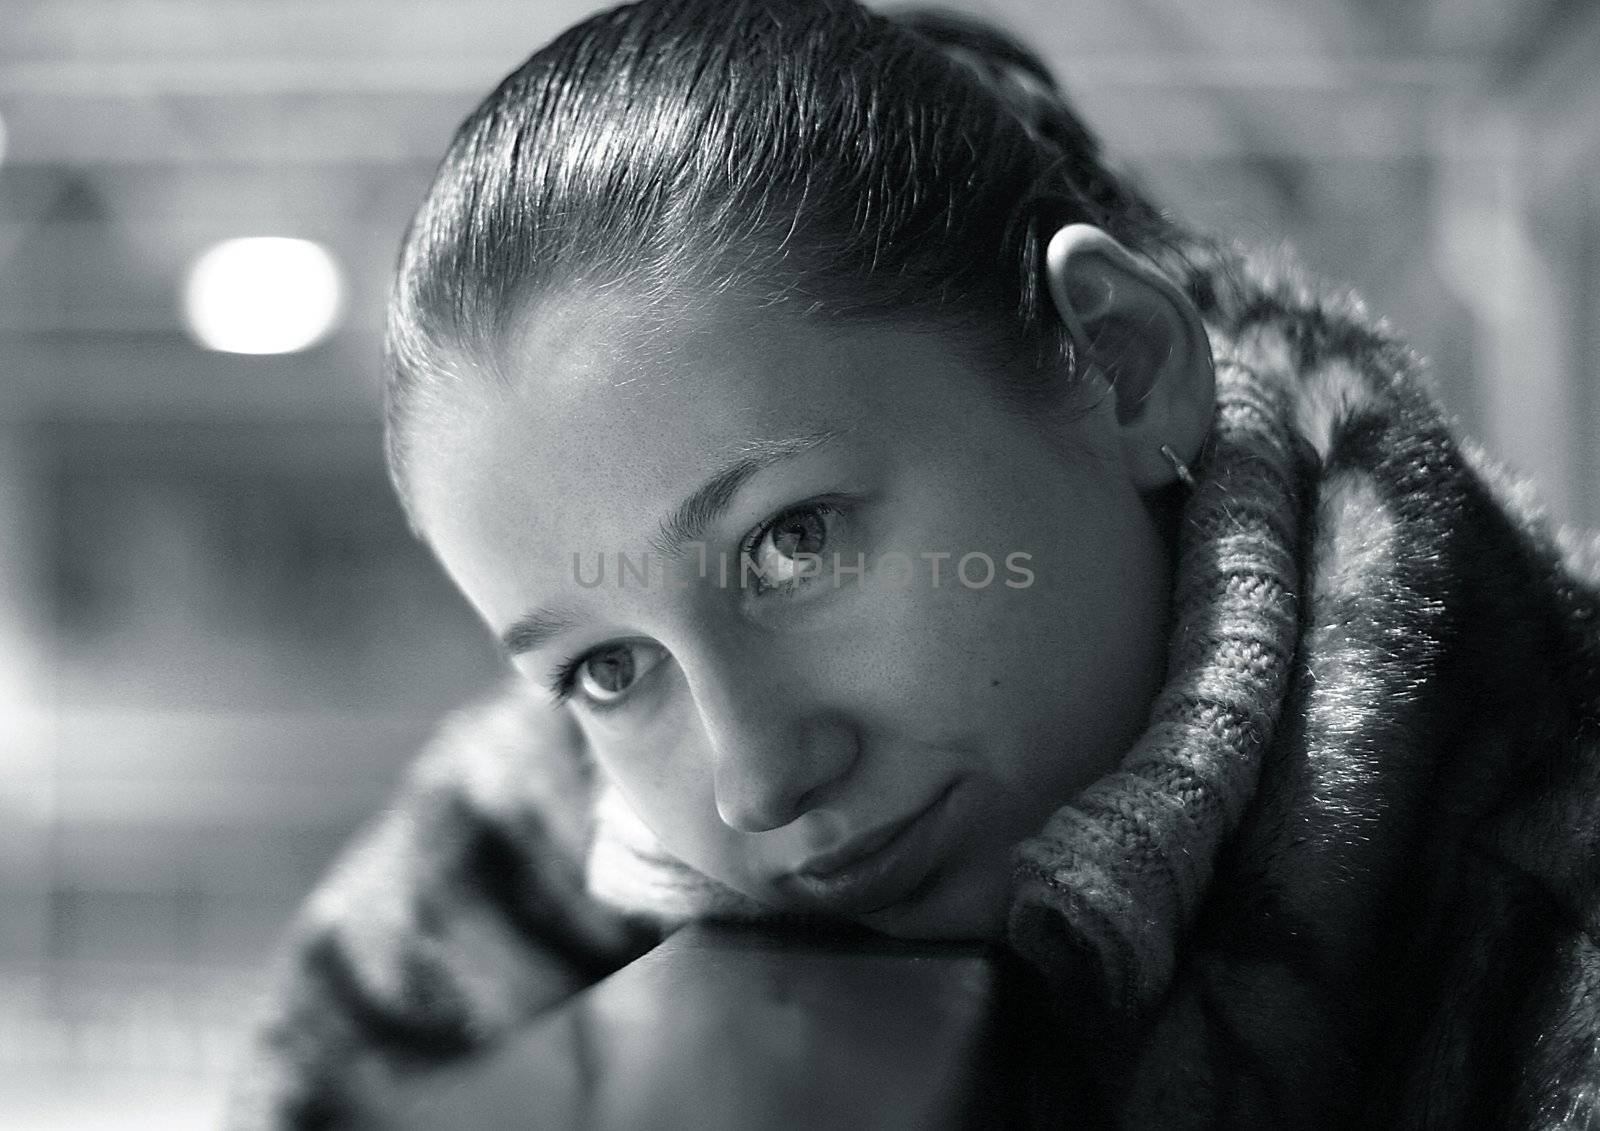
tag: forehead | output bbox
[409,289,992,630]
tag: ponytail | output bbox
[888,5,1172,247]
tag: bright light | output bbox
[183,237,344,354]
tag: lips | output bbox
[795,807,926,879]
[777,784,955,916]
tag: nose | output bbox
[685,647,860,833]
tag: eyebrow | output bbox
[499,428,846,657]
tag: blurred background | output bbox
[1,0,1597,1125]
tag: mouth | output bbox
[777,783,956,916]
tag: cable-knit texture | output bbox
[1006,345,1308,1026]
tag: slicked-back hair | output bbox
[384,0,1185,526]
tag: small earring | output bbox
[1159,444,1197,491]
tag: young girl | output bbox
[230,1,1600,1126]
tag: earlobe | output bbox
[1044,224,1216,491]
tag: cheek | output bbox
[883,526,1166,788]
[582,706,697,825]
[580,704,757,885]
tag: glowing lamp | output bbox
[183,237,343,354]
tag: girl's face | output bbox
[411,290,1175,940]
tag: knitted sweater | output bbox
[228,244,1600,1129]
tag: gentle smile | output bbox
[777,784,957,916]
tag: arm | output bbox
[225,679,663,1130]
[386,923,1007,1131]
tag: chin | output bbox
[855,858,1010,943]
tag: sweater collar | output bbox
[1007,315,1314,1024]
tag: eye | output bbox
[742,502,839,596]
[545,498,850,709]
[550,641,667,710]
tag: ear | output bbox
[1044,224,1215,491]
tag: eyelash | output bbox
[737,498,842,597]
[544,498,844,709]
